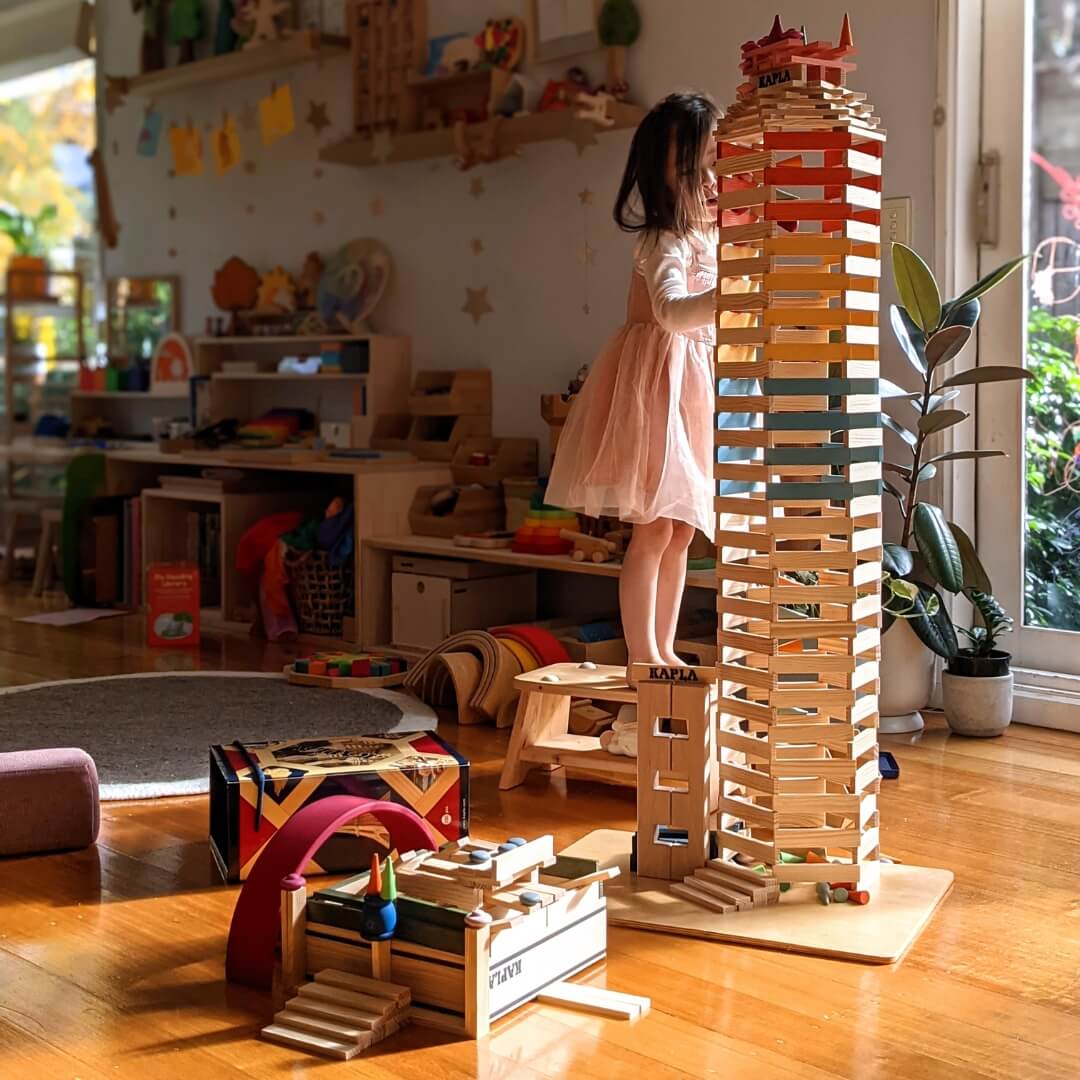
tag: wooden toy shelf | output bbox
[320,101,646,168]
[121,31,349,98]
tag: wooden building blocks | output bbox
[285,651,409,689]
[275,833,632,1039]
[712,13,883,895]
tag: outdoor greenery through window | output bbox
[1026,2,1080,631]
[0,59,97,430]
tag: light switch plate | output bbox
[883,196,913,246]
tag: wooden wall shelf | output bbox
[122,31,348,98]
[319,101,646,168]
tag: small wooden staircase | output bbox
[261,969,410,1061]
[670,858,780,913]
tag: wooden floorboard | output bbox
[1,582,1078,1078]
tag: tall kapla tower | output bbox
[712,14,885,896]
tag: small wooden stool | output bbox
[499,663,637,790]
[32,507,63,596]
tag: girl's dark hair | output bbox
[613,91,718,238]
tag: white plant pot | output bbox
[879,619,935,734]
[941,671,1013,737]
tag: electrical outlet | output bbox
[883,197,912,246]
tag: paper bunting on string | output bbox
[259,83,295,147]
[211,115,242,175]
[168,125,204,177]
[137,109,163,158]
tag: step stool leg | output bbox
[1,512,21,584]
[499,689,570,790]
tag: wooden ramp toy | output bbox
[261,968,410,1060]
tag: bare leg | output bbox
[655,521,695,665]
[619,519,672,678]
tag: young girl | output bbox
[546,92,749,674]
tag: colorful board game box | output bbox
[209,732,469,882]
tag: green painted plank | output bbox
[765,445,883,466]
[763,378,879,396]
[764,412,881,431]
[765,479,881,501]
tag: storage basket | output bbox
[285,548,354,636]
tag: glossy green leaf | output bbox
[879,378,920,400]
[890,303,927,374]
[937,365,1033,390]
[883,413,918,446]
[907,582,960,659]
[917,408,969,436]
[924,449,1006,467]
[949,521,993,595]
[924,325,971,370]
[883,543,914,578]
[913,502,964,593]
[882,478,906,509]
[941,297,981,330]
[916,462,938,482]
[918,389,962,413]
[948,255,1028,309]
[892,242,942,332]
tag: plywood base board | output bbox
[562,830,953,964]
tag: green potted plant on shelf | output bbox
[0,203,58,300]
[880,242,1027,735]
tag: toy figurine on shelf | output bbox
[131,0,166,72]
[545,91,753,677]
[598,0,641,100]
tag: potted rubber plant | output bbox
[879,242,1028,733]
[0,203,58,300]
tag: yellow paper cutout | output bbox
[259,84,295,147]
[168,125,204,177]
[212,116,242,175]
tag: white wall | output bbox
[97,0,937,448]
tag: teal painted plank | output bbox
[765,445,883,466]
[762,378,879,396]
[765,479,881,501]
[764,412,881,431]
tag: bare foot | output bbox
[658,653,687,668]
[625,655,664,688]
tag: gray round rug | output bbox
[0,672,437,800]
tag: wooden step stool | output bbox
[32,507,63,596]
[499,663,637,790]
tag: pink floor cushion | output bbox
[0,748,100,857]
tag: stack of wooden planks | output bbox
[261,969,410,1060]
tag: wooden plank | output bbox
[536,980,650,1020]
[670,879,736,913]
[313,969,411,1007]
[260,1022,359,1060]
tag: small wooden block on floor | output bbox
[562,830,953,965]
[536,979,651,1020]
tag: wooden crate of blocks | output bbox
[297,835,629,1037]
[286,651,409,689]
[711,14,884,895]
[349,0,428,136]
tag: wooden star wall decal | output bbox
[306,100,330,135]
[567,118,599,155]
[462,286,493,324]
[369,195,385,217]
[578,242,598,266]
[469,176,485,199]
[471,237,484,255]
[578,186,594,205]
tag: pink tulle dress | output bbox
[547,229,747,536]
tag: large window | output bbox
[979,0,1080,678]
